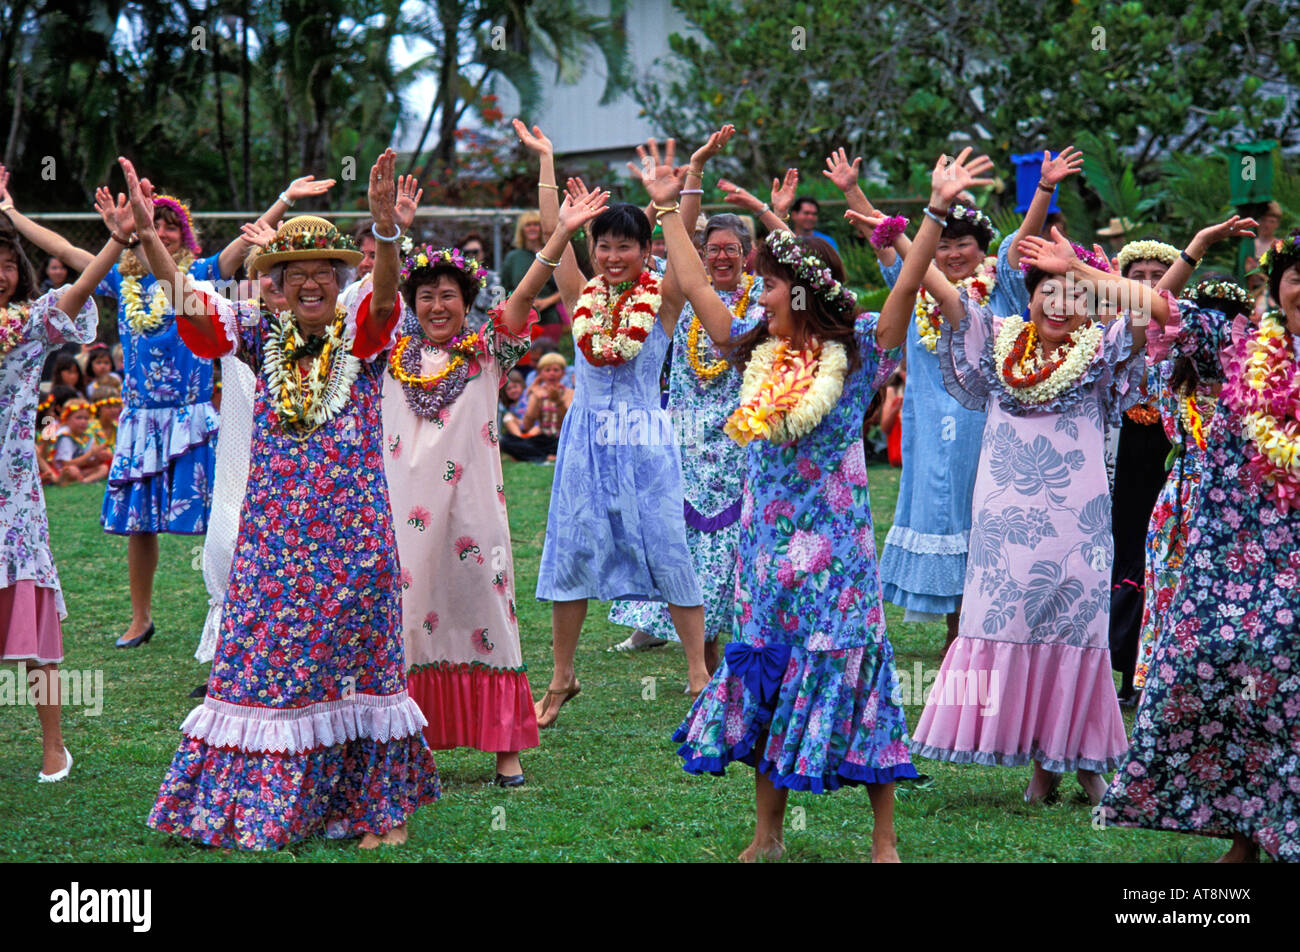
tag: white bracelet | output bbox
[278,191,294,208]
[759,203,772,215]
[680,188,704,195]
[372,223,401,243]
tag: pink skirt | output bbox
[910,635,1128,773]
[0,581,64,665]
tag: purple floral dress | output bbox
[674,313,919,792]
[147,294,440,850]
[1102,304,1300,861]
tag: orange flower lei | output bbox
[686,273,754,385]
[387,330,481,389]
[1179,395,1210,452]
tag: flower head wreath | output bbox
[1116,239,1179,274]
[1258,229,1300,278]
[1191,277,1252,313]
[152,194,202,255]
[400,244,489,289]
[946,203,998,245]
[765,230,857,314]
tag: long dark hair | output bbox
[726,236,862,373]
[0,230,39,304]
[51,353,86,392]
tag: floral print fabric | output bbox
[1103,304,1300,861]
[675,313,918,790]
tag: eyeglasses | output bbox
[704,244,743,258]
[283,267,337,288]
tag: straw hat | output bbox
[254,215,362,270]
[1096,216,1136,238]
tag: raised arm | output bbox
[636,139,734,346]
[1157,215,1258,296]
[823,147,893,263]
[682,124,735,234]
[717,177,791,235]
[1018,226,1172,351]
[1007,147,1083,269]
[879,149,993,339]
[119,157,219,347]
[216,174,337,278]
[0,164,96,272]
[500,187,609,335]
[513,118,585,313]
[55,189,135,318]
[366,150,401,328]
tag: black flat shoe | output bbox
[494,773,526,788]
[188,683,208,699]
[115,623,154,649]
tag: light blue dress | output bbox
[535,317,702,605]
[876,234,1026,617]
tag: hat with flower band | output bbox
[254,216,362,269]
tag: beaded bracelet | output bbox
[870,215,908,250]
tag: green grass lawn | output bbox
[2,461,1224,862]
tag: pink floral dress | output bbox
[147,292,440,850]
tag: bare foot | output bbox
[1077,769,1108,806]
[1215,835,1259,863]
[358,833,383,850]
[1024,763,1062,803]
[738,834,784,863]
[380,824,408,846]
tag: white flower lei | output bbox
[0,302,28,355]
[572,273,661,366]
[727,336,848,445]
[992,315,1104,405]
[264,307,360,433]
[120,275,170,336]
[915,256,997,354]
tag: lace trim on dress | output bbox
[884,524,970,555]
[180,692,429,754]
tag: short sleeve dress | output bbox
[147,291,440,850]
[0,289,99,664]
[909,294,1153,773]
[96,257,220,535]
[674,313,919,792]
[382,308,541,754]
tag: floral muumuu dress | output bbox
[147,293,440,850]
[1102,304,1300,862]
[674,313,919,791]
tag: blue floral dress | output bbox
[97,259,220,535]
[675,312,919,792]
[536,311,701,605]
[877,235,1026,618]
[147,293,440,850]
[609,278,763,641]
[1102,304,1300,862]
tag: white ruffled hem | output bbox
[179,692,429,754]
[108,402,219,484]
[883,524,969,555]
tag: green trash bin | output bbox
[1222,140,1276,206]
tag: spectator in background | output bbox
[51,398,112,484]
[789,196,838,250]
[520,352,572,461]
[39,256,72,292]
[1253,200,1283,261]
[50,353,86,397]
[458,232,504,323]
[501,210,565,340]
[89,388,122,456]
[83,343,122,400]
[497,369,550,462]
[352,218,377,279]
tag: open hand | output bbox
[0,164,12,206]
[394,174,423,232]
[240,219,277,248]
[1041,146,1084,187]
[844,208,885,239]
[1016,226,1079,275]
[691,124,736,169]
[1197,215,1259,247]
[718,179,762,214]
[556,187,610,236]
[95,187,134,238]
[628,138,686,206]
[770,168,799,218]
[565,177,591,205]
[513,119,553,157]
[285,175,336,204]
[118,158,156,235]
[930,148,995,207]
[822,148,862,193]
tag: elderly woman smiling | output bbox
[120,151,440,851]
